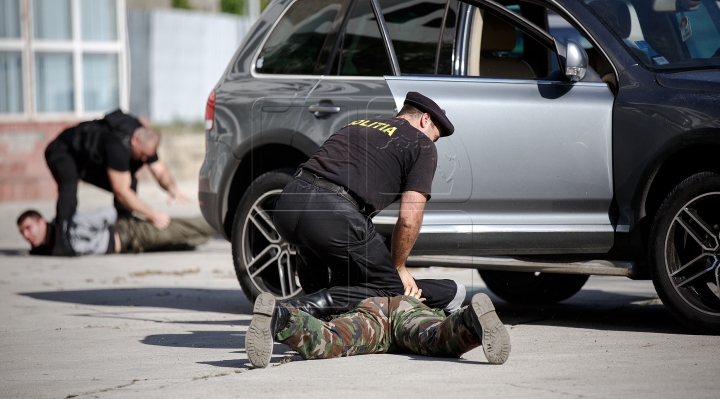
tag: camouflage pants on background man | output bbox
[276,295,481,359]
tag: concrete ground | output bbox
[1,179,719,398]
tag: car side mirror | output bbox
[564,39,588,82]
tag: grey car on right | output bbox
[199,0,720,333]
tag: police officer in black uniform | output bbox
[44,110,189,256]
[273,92,462,317]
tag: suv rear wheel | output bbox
[479,270,589,304]
[649,172,720,333]
[231,170,303,303]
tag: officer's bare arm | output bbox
[391,190,428,291]
[107,168,170,230]
[148,161,189,204]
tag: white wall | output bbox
[129,8,251,123]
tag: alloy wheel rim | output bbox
[240,189,302,300]
[664,192,720,316]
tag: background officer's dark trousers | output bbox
[45,137,139,230]
[45,138,81,254]
[45,139,80,229]
[273,178,460,313]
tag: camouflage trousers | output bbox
[276,295,481,360]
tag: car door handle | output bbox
[308,105,340,114]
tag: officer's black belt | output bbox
[295,169,360,210]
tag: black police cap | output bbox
[403,92,454,137]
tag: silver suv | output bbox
[200,0,720,333]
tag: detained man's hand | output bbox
[150,211,170,231]
[404,285,426,301]
[398,267,421,294]
[166,190,190,205]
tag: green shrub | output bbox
[171,0,192,9]
[221,0,270,15]
[221,0,245,15]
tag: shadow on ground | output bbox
[198,349,299,369]
[0,249,28,256]
[21,286,692,335]
[21,287,253,314]
[404,353,488,365]
[142,330,247,349]
[142,329,296,370]
[19,285,698,373]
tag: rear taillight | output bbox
[205,90,216,130]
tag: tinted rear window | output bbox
[381,0,447,74]
[336,0,393,75]
[333,0,448,76]
[256,0,345,75]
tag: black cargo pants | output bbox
[45,138,80,227]
[45,136,138,222]
[273,177,460,313]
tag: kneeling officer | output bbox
[273,92,463,317]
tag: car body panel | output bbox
[199,0,720,262]
[385,74,615,253]
[613,65,720,229]
[198,133,242,238]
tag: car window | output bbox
[583,0,720,71]
[466,4,553,79]
[547,8,616,87]
[461,1,613,85]
[334,0,393,75]
[379,0,448,74]
[548,10,593,69]
[255,0,346,75]
[548,12,593,49]
[436,0,459,74]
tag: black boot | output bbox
[280,288,336,319]
[461,293,511,365]
[246,293,292,368]
[52,219,77,256]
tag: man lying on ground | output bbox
[17,208,216,255]
[245,288,511,368]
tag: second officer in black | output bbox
[44,110,189,256]
[273,92,463,317]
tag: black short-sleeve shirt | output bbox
[302,117,437,214]
[58,110,158,181]
[104,134,158,173]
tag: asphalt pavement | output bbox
[1,179,719,398]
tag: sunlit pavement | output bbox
[1,180,719,398]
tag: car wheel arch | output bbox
[633,132,720,242]
[222,138,316,238]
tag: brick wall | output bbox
[0,122,76,202]
[0,122,205,202]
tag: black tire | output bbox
[231,170,303,303]
[649,172,720,334]
[479,270,589,304]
